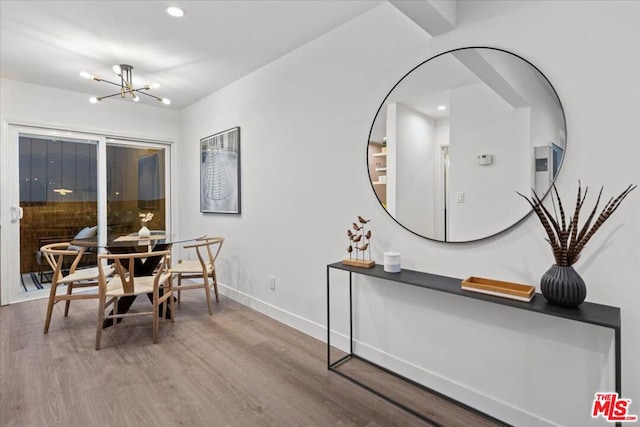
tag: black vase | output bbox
[540,264,586,307]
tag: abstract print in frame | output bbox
[200,127,241,214]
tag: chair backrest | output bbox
[40,242,87,282]
[97,250,171,294]
[185,237,224,271]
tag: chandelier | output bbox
[80,64,171,105]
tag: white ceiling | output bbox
[0,0,383,109]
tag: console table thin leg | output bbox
[616,326,621,427]
[349,272,353,355]
[327,265,331,369]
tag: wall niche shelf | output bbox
[326,262,622,426]
[367,141,387,205]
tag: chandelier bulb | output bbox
[112,64,122,75]
[149,83,160,89]
[162,98,171,105]
[89,97,99,104]
[132,95,140,102]
[80,71,93,79]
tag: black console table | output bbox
[326,262,622,426]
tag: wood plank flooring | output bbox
[0,293,505,427]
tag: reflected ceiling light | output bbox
[166,6,184,17]
[53,188,74,196]
[80,64,171,105]
[437,105,447,111]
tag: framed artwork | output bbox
[200,127,241,214]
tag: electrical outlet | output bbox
[269,276,276,290]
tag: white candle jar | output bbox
[383,251,401,273]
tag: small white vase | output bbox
[138,225,151,238]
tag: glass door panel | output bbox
[106,144,166,235]
[19,135,98,292]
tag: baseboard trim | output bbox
[217,282,557,427]
[218,282,342,345]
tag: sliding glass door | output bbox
[106,140,167,235]
[0,126,171,304]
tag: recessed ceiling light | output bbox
[437,105,447,111]
[166,6,184,17]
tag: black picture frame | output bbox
[200,127,241,214]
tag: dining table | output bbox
[71,231,204,327]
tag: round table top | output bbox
[71,231,206,249]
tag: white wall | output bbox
[448,82,531,241]
[0,79,181,303]
[387,102,437,237]
[0,79,180,142]
[136,1,640,426]
[385,103,398,216]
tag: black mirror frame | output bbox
[367,46,567,243]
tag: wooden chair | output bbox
[170,237,224,315]
[95,250,174,350]
[41,242,112,334]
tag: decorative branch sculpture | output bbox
[343,216,374,268]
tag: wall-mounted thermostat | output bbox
[478,154,493,166]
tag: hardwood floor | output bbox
[0,293,504,427]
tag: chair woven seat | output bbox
[95,250,174,350]
[104,272,172,297]
[170,236,224,315]
[58,265,114,284]
[170,260,213,274]
[41,242,113,334]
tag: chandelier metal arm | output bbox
[83,63,170,105]
[135,90,163,102]
[95,92,123,101]
[96,87,163,102]
[92,77,122,88]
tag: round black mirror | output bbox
[368,47,566,242]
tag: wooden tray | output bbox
[342,259,375,268]
[461,276,535,302]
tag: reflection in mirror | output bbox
[368,47,566,242]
